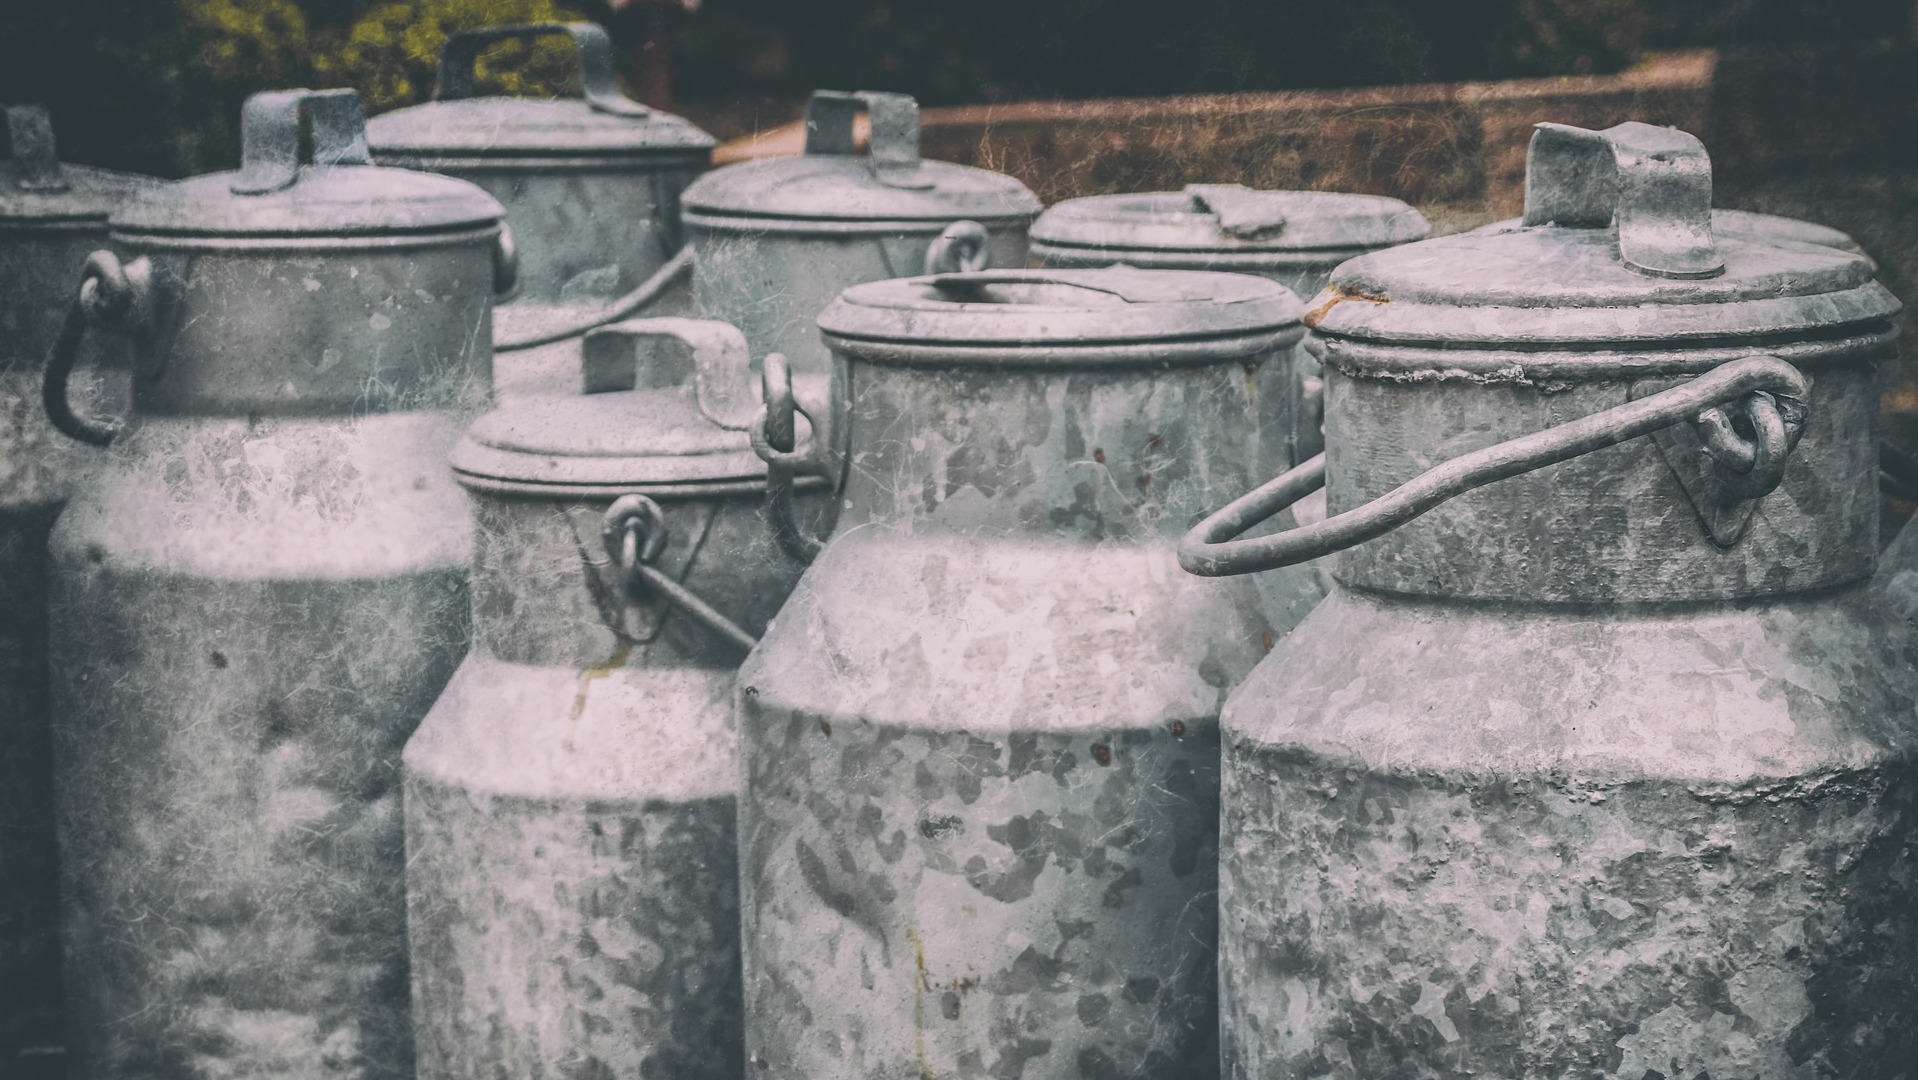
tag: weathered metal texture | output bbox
[681,90,1041,382]
[1212,121,1918,1078]
[366,23,714,399]
[1221,586,1918,1080]
[44,89,497,1080]
[0,103,150,1058]
[406,319,814,1080]
[739,267,1303,1079]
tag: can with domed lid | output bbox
[42,88,510,1080]
[1179,120,1918,1079]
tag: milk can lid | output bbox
[364,24,714,161]
[112,89,503,240]
[452,318,777,495]
[680,90,1040,224]
[818,264,1303,364]
[1309,122,1899,349]
[1032,186,1429,255]
[0,105,153,226]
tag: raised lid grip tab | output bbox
[804,89,932,189]
[436,23,649,118]
[1522,121,1721,279]
[5,104,67,193]
[231,88,371,196]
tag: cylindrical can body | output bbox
[685,218,1030,379]
[741,269,1303,1079]
[49,412,473,1078]
[405,493,782,1080]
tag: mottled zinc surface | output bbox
[740,267,1304,1079]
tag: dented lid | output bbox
[1032,186,1429,258]
[818,264,1303,364]
[452,318,774,494]
[365,23,713,163]
[0,104,152,227]
[113,89,502,241]
[1309,122,1899,350]
[680,90,1040,226]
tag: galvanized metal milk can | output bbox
[368,23,715,397]
[0,102,148,1061]
[1032,185,1430,468]
[407,316,814,1080]
[739,265,1304,1079]
[1181,121,1918,1078]
[42,88,510,1080]
[680,89,1041,383]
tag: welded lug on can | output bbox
[679,88,1041,386]
[0,102,152,1060]
[1180,120,1918,1079]
[407,317,824,1080]
[738,266,1306,1079]
[43,88,505,1080]
[1031,183,1429,626]
[367,22,716,398]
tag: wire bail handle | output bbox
[1178,355,1811,577]
[601,494,758,654]
[437,23,650,118]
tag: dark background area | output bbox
[2,0,1915,178]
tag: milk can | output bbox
[1033,185,1429,468]
[738,265,1305,1079]
[1180,122,1918,1078]
[42,88,511,1079]
[368,22,715,397]
[0,102,148,1060]
[406,317,815,1080]
[680,89,1041,383]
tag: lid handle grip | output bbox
[231,88,371,196]
[1521,121,1722,279]
[1179,355,1809,576]
[804,89,932,189]
[5,104,67,193]
[436,23,649,118]
[581,316,759,430]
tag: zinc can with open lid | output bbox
[679,89,1042,382]
[408,318,819,1080]
[737,265,1306,1080]
[1178,121,1917,1078]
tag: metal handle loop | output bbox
[44,250,151,447]
[231,89,371,196]
[601,494,758,654]
[496,246,694,353]
[492,222,520,300]
[923,220,992,274]
[749,352,836,565]
[803,89,931,189]
[436,23,649,117]
[1521,121,1721,279]
[1179,354,1812,577]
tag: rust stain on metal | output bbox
[1093,447,1106,464]
[1302,284,1390,329]
[564,638,634,750]
[1091,743,1112,766]
[818,718,833,737]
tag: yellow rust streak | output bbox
[564,639,633,751]
[1302,284,1390,329]
[909,927,935,1080]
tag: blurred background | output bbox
[4,0,1917,517]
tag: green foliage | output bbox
[181,0,589,114]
